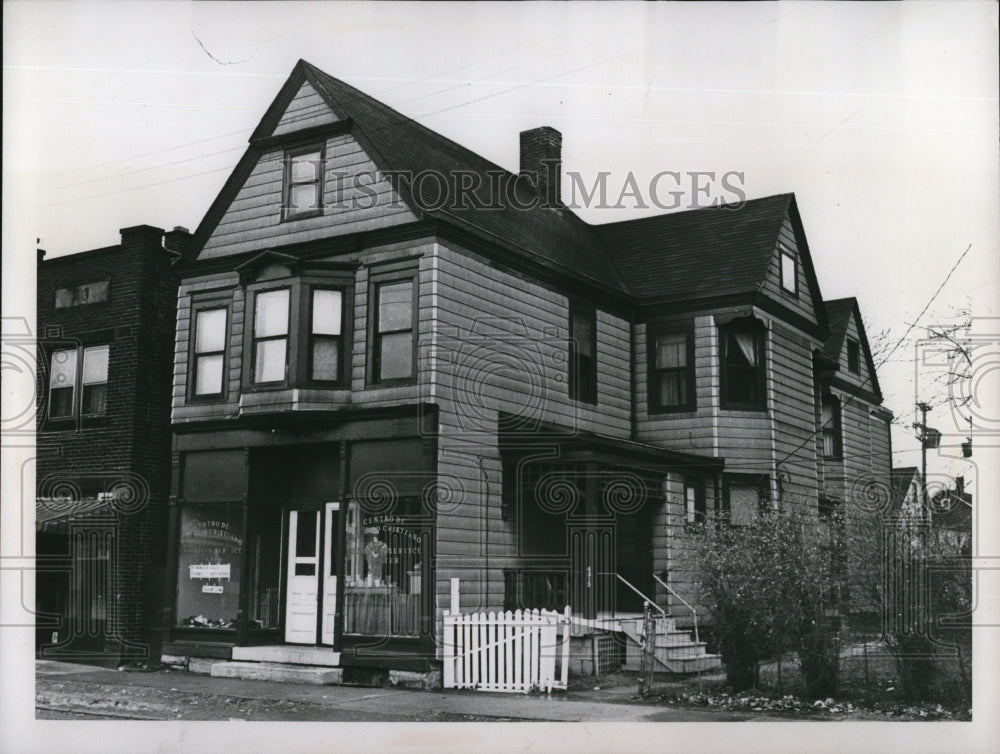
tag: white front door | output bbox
[284,505,339,645]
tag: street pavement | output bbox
[35,659,777,722]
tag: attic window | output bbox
[847,339,861,374]
[283,146,324,219]
[780,249,797,294]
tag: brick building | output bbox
[35,225,183,665]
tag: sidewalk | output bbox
[35,660,768,722]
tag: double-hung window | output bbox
[649,324,694,412]
[192,306,228,398]
[720,318,766,410]
[283,146,324,219]
[310,289,343,383]
[821,396,843,458]
[569,303,597,404]
[252,289,290,384]
[371,277,415,384]
[48,344,109,419]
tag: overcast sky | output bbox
[4,1,998,478]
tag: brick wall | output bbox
[36,225,178,659]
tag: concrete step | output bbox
[210,661,343,685]
[232,645,340,667]
[655,642,707,660]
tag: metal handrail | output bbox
[613,573,666,617]
[652,573,699,645]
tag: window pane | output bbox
[295,511,318,557]
[254,339,287,383]
[82,384,107,415]
[730,486,758,526]
[378,282,413,332]
[82,345,109,385]
[291,152,320,182]
[379,331,413,380]
[659,372,685,406]
[655,333,686,368]
[254,289,289,338]
[195,309,226,353]
[49,386,74,418]
[312,289,342,335]
[781,253,796,292]
[50,349,77,388]
[175,503,244,629]
[195,354,224,395]
[312,338,340,381]
[571,311,594,358]
[290,183,318,211]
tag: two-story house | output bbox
[157,60,893,678]
[35,225,182,665]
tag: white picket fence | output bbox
[442,606,571,693]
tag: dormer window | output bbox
[283,146,324,219]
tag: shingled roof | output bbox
[822,298,856,362]
[302,62,629,295]
[594,193,795,302]
[189,60,833,314]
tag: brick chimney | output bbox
[164,226,192,255]
[520,126,562,208]
[119,224,164,255]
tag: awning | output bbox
[36,496,119,534]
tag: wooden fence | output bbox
[442,606,571,693]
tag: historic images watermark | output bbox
[321,167,747,213]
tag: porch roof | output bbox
[497,412,723,473]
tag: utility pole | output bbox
[913,402,939,516]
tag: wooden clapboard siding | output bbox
[431,240,632,438]
[869,411,892,486]
[430,239,632,615]
[759,215,820,327]
[834,308,875,393]
[200,133,417,260]
[272,81,339,136]
[634,316,718,453]
[768,320,821,507]
[839,393,873,505]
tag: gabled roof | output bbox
[821,298,856,362]
[890,466,920,509]
[187,59,629,296]
[821,296,883,399]
[596,193,792,301]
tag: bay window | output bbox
[252,288,290,384]
[310,289,343,383]
[192,305,228,398]
[720,318,766,410]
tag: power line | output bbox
[774,243,973,470]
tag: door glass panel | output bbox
[295,562,316,576]
[295,511,317,557]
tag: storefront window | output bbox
[175,504,244,629]
[343,501,425,637]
